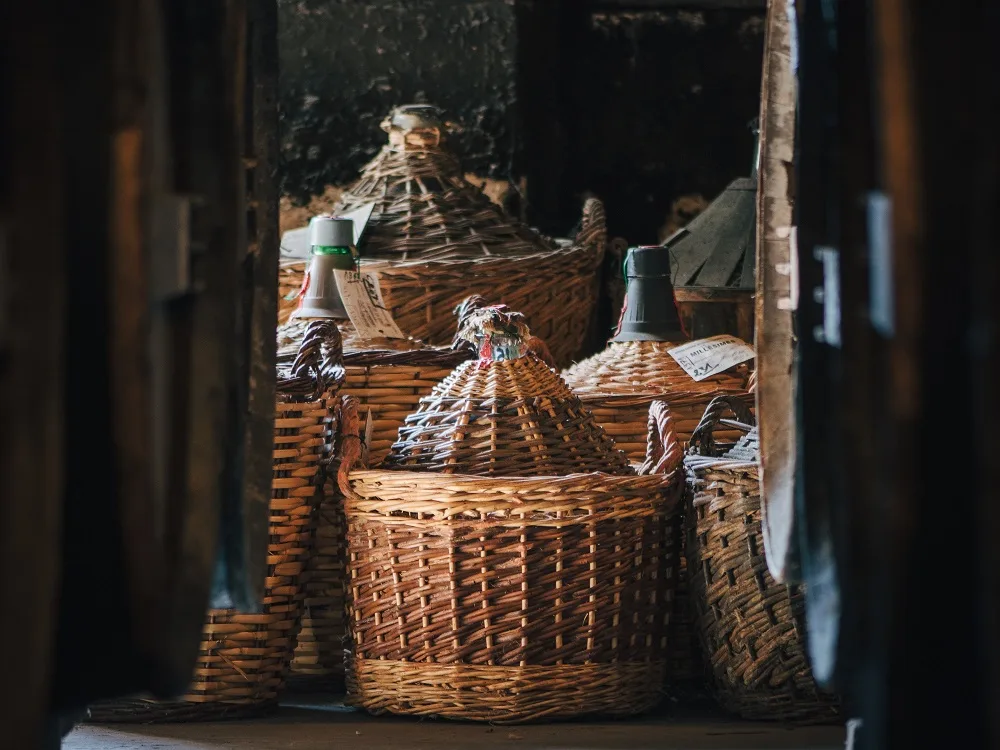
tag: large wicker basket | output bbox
[339,317,685,723]
[86,322,344,722]
[683,397,839,723]
[561,339,751,687]
[278,105,605,367]
[276,320,471,689]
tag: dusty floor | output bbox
[65,698,846,750]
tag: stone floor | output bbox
[65,698,846,750]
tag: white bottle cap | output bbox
[310,216,354,247]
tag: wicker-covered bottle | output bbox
[279,104,605,367]
[336,308,685,723]
[276,319,472,690]
[682,396,839,723]
[86,322,345,722]
[561,245,752,689]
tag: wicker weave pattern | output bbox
[383,355,632,477]
[279,320,468,465]
[277,110,605,366]
[340,391,685,723]
[562,341,751,460]
[683,397,839,722]
[87,323,343,722]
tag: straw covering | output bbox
[278,104,605,366]
[684,397,839,722]
[562,340,751,460]
[382,312,631,476]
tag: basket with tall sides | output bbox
[683,396,839,722]
[337,307,686,723]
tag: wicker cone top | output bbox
[562,340,750,408]
[382,347,632,477]
[335,105,564,262]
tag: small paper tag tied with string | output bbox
[668,335,755,381]
[333,269,405,340]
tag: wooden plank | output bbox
[0,4,64,743]
[754,0,798,584]
[691,183,755,287]
[237,0,280,609]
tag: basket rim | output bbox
[361,239,601,271]
[574,390,754,408]
[347,467,677,487]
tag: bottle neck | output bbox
[312,245,353,256]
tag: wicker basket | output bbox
[86,322,344,722]
[275,320,471,688]
[278,106,605,367]
[683,397,839,723]
[562,340,752,461]
[561,340,751,686]
[338,313,685,723]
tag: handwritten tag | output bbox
[668,335,755,382]
[333,269,405,339]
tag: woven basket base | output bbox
[85,697,278,724]
[346,659,666,724]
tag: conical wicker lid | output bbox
[334,104,561,261]
[382,307,632,477]
[562,340,750,406]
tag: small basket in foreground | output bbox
[86,322,344,722]
[683,396,839,723]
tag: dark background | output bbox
[277,0,765,243]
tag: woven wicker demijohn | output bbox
[563,244,752,460]
[339,307,686,723]
[276,318,471,690]
[282,104,606,367]
[683,397,839,723]
[561,245,752,691]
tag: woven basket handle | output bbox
[689,396,756,458]
[335,394,367,498]
[291,320,345,399]
[638,400,683,477]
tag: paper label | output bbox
[333,269,405,339]
[668,335,756,382]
